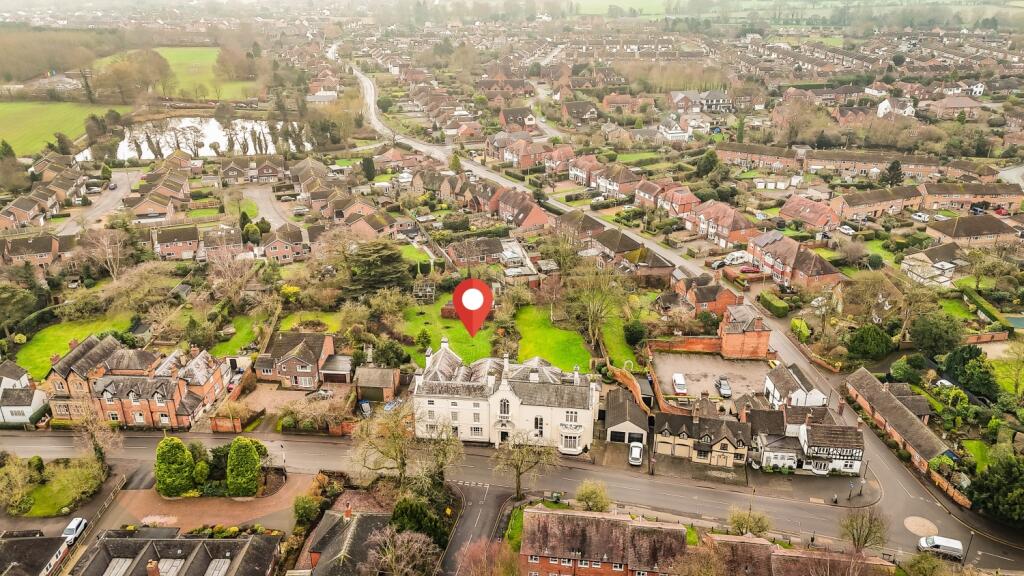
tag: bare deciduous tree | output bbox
[354,402,415,485]
[455,539,517,576]
[662,544,725,576]
[82,228,130,281]
[493,429,558,499]
[74,408,123,462]
[356,525,440,576]
[840,506,888,554]
[566,263,626,345]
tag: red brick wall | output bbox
[211,416,243,433]
[648,337,722,354]
[720,330,772,359]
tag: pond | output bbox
[76,116,309,161]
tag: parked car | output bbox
[932,213,950,221]
[739,266,760,274]
[108,182,117,190]
[917,536,964,560]
[86,187,102,194]
[672,373,687,395]
[912,212,930,222]
[838,225,856,236]
[724,251,752,265]
[935,379,954,387]
[995,207,1010,216]
[970,206,986,215]
[63,518,88,544]
[716,377,732,398]
[628,441,644,466]
[710,260,726,270]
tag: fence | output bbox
[210,406,266,433]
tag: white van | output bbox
[671,373,687,395]
[917,536,964,560]
[724,251,752,265]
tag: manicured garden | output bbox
[16,311,133,380]
[210,314,266,357]
[515,306,591,371]
[0,102,130,156]
[939,298,975,320]
[225,199,258,219]
[961,439,990,473]
[617,151,659,164]
[402,294,495,366]
[863,239,897,265]
[400,244,432,264]
[188,207,221,218]
[279,310,341,333]
[602,314,637,368]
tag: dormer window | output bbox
[104,392,114,404]
[701,434,711,443]
[154,394,165,406]
[129,392,139,405]
[661,429,670,437]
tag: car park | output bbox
[628,441,644,466]
[672,373,687,395]
[63,518,88,544]
[838,225,856,236]
[912,212,930,222]
[917,536,964,560]
[716,376,732,398]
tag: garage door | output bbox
[627,433,644,444]
[609,431,626,443]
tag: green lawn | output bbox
[990,359,1023,395]
[602,313,637,368]
[962,439,991,473]
[400,244,432,264]
[954,276,998,290]
[210,314,265,357]
[225,198,258,219]
[617,151,659,163]
[506,507,524,551]
[940,298,974,320]
[279,310,341,333]
[813,247,841,260]
[17,312,133,380]
[515,306,591,372]
[372,173,393,182]
[864,240,896,265]
[335,158,360,167]
[96,47,256,100]
[0,102,131,157]
[188,207,221,218]
[402,294,495,366]
[909,384,944,414]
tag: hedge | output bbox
[758,292,791,317]
[961,286,1014,335]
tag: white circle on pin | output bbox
[462,288,484,311]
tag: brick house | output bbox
[124,192,177,223]
[445,237,504,266]
[197,227,247,262]
[517,505,686,576]
[828,186,923,220]
[654,400,751,467]
[594,164,642,198]
[47,336,224,428]
[220,155,287,184]
[346,211,403,240]
[805,151,941,181]
[677,275,743,317]
[719,305,773,359]
[498,107,536,130]
[926,214,1018,247]
[568,155,604,187]
[657,186,701,217]
[561,100,599,125]
[352,366,399,402]
[3,234,60,268]
[262,223,310,263]
[747,231,843,291]
[153,226,200,260]
[845,368,951,473]
[555,209,605,240]
[255,332,335,389]
[715,143,801,173]
[778,195,839,230]
[685,200,762,248]
[496,189,551,233]
[918,182,1024,213]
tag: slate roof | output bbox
[750,231,839,278]
[353,367,396,388]
[606,387,648,430]
[747,408,786,436]
[311,513,392,576]
[556,209,605,235]
[73,532,281,576]
[50,335,123,380]
[805,424,864,450]
[0,360,27,381]
[766,364,812,396]
[928,214,1015,238]
[692,200,757,231]
[103,349,158,372]
[594,228,642,254]
[846,368,948,460]
[654,412,752,446]
[262,332,330,366]
[836,185,922,207]
[0,388,36,407]
[920,182,1022,197]
[520,506,686,569]
[0,536,67,576]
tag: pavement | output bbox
[241,183,291,229]
[59,170,142,235]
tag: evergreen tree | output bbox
[155,437,195,497]
[81,69,95,103]
[0,140,15,159]
[969,455,1024,525]
[880,160,904,187]
[361,156,376,180]
[226,437,261,496]
[345,240,412,296]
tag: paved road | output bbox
[998,162,1024,186]
[242,183,291,228]
[443,481,513,575]
[59,170,141,235]
[344,67,1024,570]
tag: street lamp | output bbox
[963,531,975,566]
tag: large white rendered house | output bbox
[411,338,598,455]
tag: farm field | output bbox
[95,47,256,100]
[0,102,130,157]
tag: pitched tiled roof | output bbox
[928,214,1015,238]
[50,335,123,380]
[846,368,947,460]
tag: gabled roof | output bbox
[594,228,642,254]
[50,335,123,380]
[606,387,647,430]
[845,368,947,460]
[928,214,1015,238]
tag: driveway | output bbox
[59,170,141,235]
[241,183,291,229]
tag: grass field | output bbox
[17,312,133,380]
[813,247,841,260]
[575,0,664,14]
[601,313,637,368]
[617,151,659,163]
[864,239,897,265]
[962,439,991,473]
[990,359,1023,395]
[516,306,591,372]
[188,207,221,218]
[279,310,341,333]
[96,47,256,100]
[940,298,974,320]
[402,294,495,366]
[225,198,258,219]
[210,314,265,357]
[0,102,130,157]
[400,244,432,264]
[25,461,99,517]
[335,158,360,167]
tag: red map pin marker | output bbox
[452,278,493,337]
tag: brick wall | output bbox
[929,469,973,508]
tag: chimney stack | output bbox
[50,354,62,366]
[573,365,580,385]
[190,345,199,358]
[344,501,352,519]
[68,338,79,350]
[146,560,160,576]
[881,381,889,393]
[837,400,846,416]
[503,352,509,372]
[856,417,863,432]
[804,412,813,427]
[740,403,750,423]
